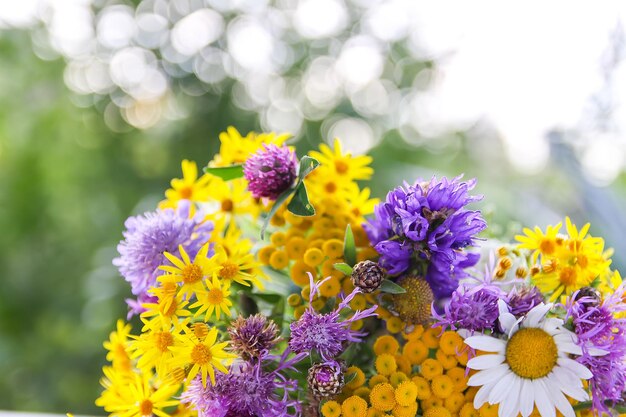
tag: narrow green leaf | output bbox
[343,224,357,266]
[344,369,358,385]
[380,279,406,294]
[261,187,296,239]
[297,155,320,179]
[203,164,244,181]
[333,262,353,276]
[287,182,315,216]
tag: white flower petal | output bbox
[464,336,506,353]
[557,357,593,380]
[499,376,521,417]
[499,312,518,335]
[556,341,582,355]
[468,364,511,387]
[523,303,553,328]
[519,379,535,417]
[552,368,589,401]
[588,347,609,356]
[474,380,499,409]
[467,354,505,371]
[542,318,564,335]
[488,372,515,405]
[533,379,556,417]
[498,299,509,315]
[544,376,576,417]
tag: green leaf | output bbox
[260,187,296,239]
[344,369,358,385]
[380,279,406,294]
[333,262,353,276]
[286,182,315,216]
[297,155,320,179]
[343,224,357,266]
[203,164,244,181]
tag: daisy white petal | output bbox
[468,363,510,386]
[544,377,576,417]
[523,303,553,328]
[467,354,505,370]
[533,380,555,417]
[489,372,515,405]
[557,357,593,380]
[519,379,535,417]
[464,336,506,353]
[474,380,499,409]
[499,376,521,417]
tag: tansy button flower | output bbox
[464,300,600,417]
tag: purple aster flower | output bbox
[181,352,305,417]
[433,283,504,333]
[506,285,545,317]
[244,144,298,200]
[289,273,378,360]
[228,314,281,360]
[364,175,486,299]
[565,284,626,415]
[113,201,213,314]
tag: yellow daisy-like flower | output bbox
[204,177,260,222]
[159,243,217,298]
[129,328,176,376]
[103,319,133,372]
[168,327,234,386]
[214,244,263,287]
[190,274,233,321]
[159,159,211,210]
[516,221,563,261]
[309,139,373,183]
[212,126,289,167]
[140,294,191,332]
[98,371,179,417]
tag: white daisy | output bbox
[464,300,598,417]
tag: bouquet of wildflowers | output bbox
[97,127,626,417]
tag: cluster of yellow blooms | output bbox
[318,327,490,417]
[516,217,618,301]
[257,140,379,317]
[96,128,289,417]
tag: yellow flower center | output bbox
[159,299,178,317]
[154,331,174,352]
[220,261,239,280]
[391,277,434,325]
[139,399,153,417]
[191,343,213,365]
[182,264,203,284]
[179,186,193,199]
[207,288,224,304]
[221,199,234,212]
[325,182,337,193]
[505,328,557,379]
[559,266,577,286]
[539,238,555,255]
[335,160,349,174]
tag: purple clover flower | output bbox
[289,274,378,360]
[243,144,298,200]
[181,352,305,417]
[113,201,213,314]
[364,176,486,298]
[565,285,626,415]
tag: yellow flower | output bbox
[345,366,366,390]
[129,329,176,376]
[375,354,398,376]
[402,339,428,365]
[140,292,191,332]
[430,375,454,399]
[212,126,289,167]
[159,159,211,209]
[190,274,232,321]
[168,327,234,386]
[420,358,443,380]
[341,395,368,417]
[103,320,133,372]
[394,381,417,406]
[411,376,431,400]
[96,371,179,417]
[424,406,452,417]
[159,243,217,299]
[516,221,562,261]
[321,400,342,417]
[370,383,396,411]
[374,335,400,356]
[309,139,373,183]
[214,244,262,287]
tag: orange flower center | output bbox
[559,267,577,286]
[335,160,349,174]
[193,323,209,340]
[154,331,174,352]
[539,239,555,255]
[220,261,239,280]
[179,186,193,199]
[221,199,234,212]
[207,288,224,304]
[191,343,212,365]
[182,264,203,284]
[139,399,153,417]
[325,182,337,193]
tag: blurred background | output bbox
[2,0,626,413]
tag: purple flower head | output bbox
[113,201,213,315]
[365,175,486,299]
[289,273,378,360]
[433,283,504,333]
[506,285,545,317]
[228,314,281,360]
[244,144,298,200]
[307,359,345,398]
[181,352,305,417]
[565,284,626,414]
